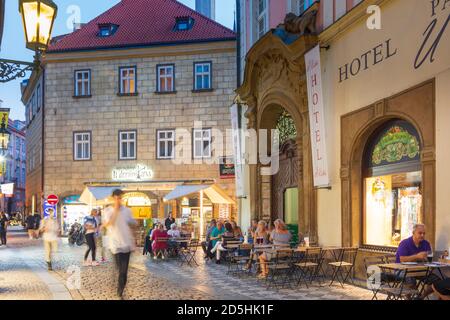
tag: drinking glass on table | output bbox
[427,250,434,263]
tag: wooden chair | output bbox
[179,239,200,267]
[227,243,253,277]
[329,247,359,287]
[294,247,322,288]
[266,249,295,290]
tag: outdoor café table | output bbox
[378,262,450,299]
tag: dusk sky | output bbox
[0,0,235,121]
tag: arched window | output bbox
[363,120,422,247]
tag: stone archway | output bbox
[237,23,319,242]
[341,80,436,248]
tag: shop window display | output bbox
[363,120,422,247]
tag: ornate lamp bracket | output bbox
[0,58,36,83]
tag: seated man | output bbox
[396,224,440,299]
[432,278,450,300]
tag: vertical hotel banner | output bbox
[230,104,245,197]
[305,45,330,187]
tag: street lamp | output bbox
[0,0,57,83]
[19,0,57,52]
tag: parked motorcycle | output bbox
[68,222,85,246]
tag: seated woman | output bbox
[433,278,450,300]
[244,220,270,271]
[151,224,169,259]
[210,222,236,264]
[231,221,243,240]
[258,219,292,278]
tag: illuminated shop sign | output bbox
[112,164,154,182]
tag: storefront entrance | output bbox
[236,26,319,242]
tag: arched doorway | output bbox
[236,21,319,243]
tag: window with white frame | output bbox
[36,84,41,110]
[75,70,91,96]
[194,62,212,90]
[193,128,212,159]
[157,130,175,159]
[157,65,175,92]
[31,93,36,117]
[119,67,137,94]
[119,130,137,160]
[74,132,91,161]
[257,0,268,39]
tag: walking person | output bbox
[95,209,107,263]
[102,189,137,299]
[26,214,35,239]
[83,209,99,266]
[0,212,9,246]
[32,212,41,239]
[39,209,59,271]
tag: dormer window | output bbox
[174,16,194,31]
[97,23,119,37]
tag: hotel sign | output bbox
[112,164,153,182]
[305,45,330,188]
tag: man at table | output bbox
[396,224,431,263]
[395,224,439,299]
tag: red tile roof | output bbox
[48,0,235,53]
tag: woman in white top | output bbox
[167,223,181,238]
[39,210,60,271]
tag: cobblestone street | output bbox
[0,227,380,300]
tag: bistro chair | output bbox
[378,267,431,300]
[227,243,253,277]
[266,249,295,290]
[294,247,322,288]
[329,247,359,288]
[364,255,391,300]
[178,238,200,267]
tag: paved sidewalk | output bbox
[1,228,380,300]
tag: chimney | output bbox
[73,22,86,32]
[195,0,215,20]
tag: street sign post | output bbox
[47,194,59,206]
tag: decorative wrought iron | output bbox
[0,58,34,83]
[276,111,297,145]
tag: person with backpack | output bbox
[83,209,99,266]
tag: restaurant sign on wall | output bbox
[112,164,154,182]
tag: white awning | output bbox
[163,185,209,201]
[164,184,235,205]
[79,186,121,205]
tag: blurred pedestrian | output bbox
[39,209,59,271]
[83,209,99,266]
[26,214,35,239]
[96,209,107,263]
[102,189,137,299]
[32,212,41,239]
[0,212,8,246]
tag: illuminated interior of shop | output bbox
[363,120,422,247]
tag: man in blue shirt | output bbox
[395,224,438,299]
[396,224,431,263]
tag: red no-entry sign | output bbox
[47,194,59,205]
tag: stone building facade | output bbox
[23,0,237,237]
